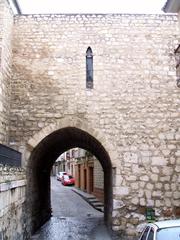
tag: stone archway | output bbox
[26,117,116,233]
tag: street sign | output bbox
[146,207,155,222]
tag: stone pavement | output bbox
[30,178,121,239]
[30,216,121,240]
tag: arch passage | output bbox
[27,127,113,232]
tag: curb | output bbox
[72,188,104,213]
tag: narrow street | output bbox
[51,176,102,218]
[31,177,118,240]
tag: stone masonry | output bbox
[0,0,179,238]
[0,165,27,240]
[10,13,180,238]
[0,0,13,144]
[94,159,104,190]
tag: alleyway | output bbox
[31,177,119,240]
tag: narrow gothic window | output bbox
[86,47,93,89]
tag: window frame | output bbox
[86,46,93,89]
[147,227,155,240]
[140,226,151,240]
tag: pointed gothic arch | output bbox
[26,117,117,233]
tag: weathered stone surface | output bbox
[0,165,27,240]
[0,0,13,144]
[113,199,125,209]
[0,1,179,239]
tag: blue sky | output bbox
[18,0,167,14]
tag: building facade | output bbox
[163,0,180,87]
[74,149,104,202]
[54,148,104,202]
[0,0,179,238]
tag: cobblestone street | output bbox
[31,177,119,240]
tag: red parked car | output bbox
[61,175,75,186]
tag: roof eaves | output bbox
[163,0,180,13]
[14,0,21,14]
[162,0,170,12]
[9,0,22,14]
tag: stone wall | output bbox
[0,165,28,240]
[94,159,103,189]
[11,13,180,238]
[0,0,13,145]
[178,11,180,29]
[93,159,104,202]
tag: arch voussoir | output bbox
[27,116,117,164]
